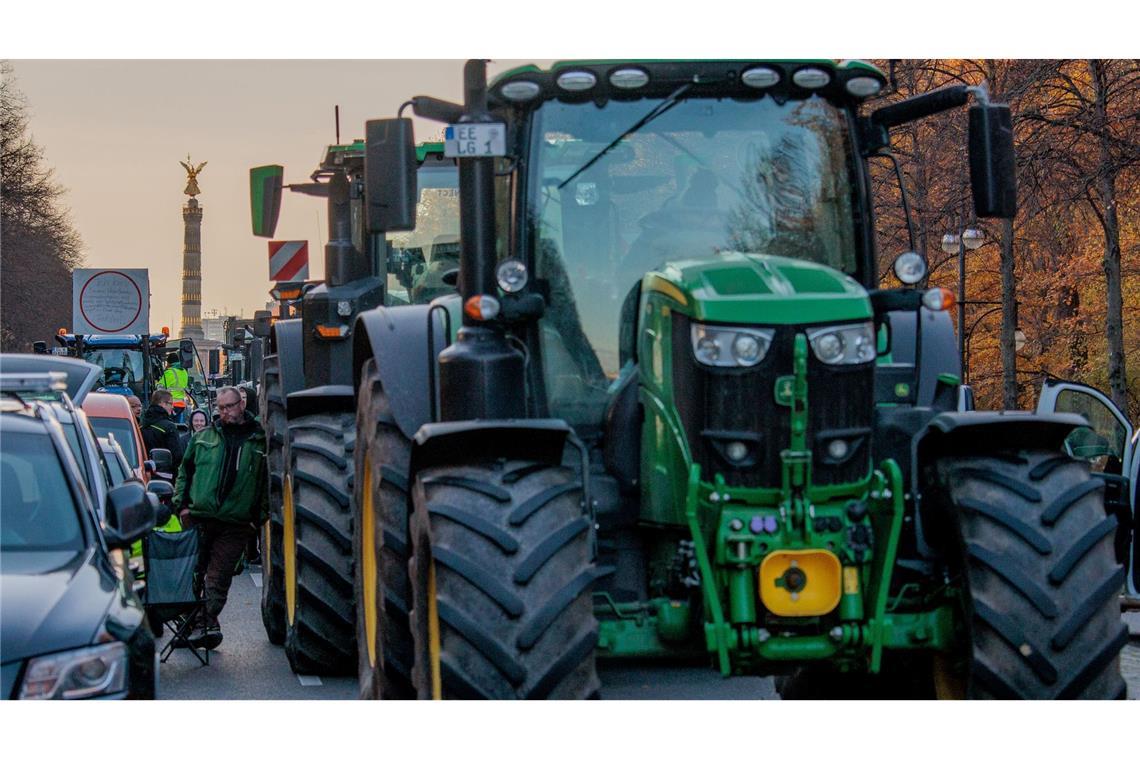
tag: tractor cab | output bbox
[55,332,168,401]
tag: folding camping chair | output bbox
[142,528,210,665]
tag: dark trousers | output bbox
[183,515,254,627]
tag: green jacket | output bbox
[174,413,267,524]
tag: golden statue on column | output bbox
[180,154,207,197]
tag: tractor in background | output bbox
[250,138,459,676]
[350,59,1128,699]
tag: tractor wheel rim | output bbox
[283,473,297,627]
[362,453,378,669]
[428,559,442,700]
[262,520,272,580]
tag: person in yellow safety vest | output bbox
[158,352,190,423]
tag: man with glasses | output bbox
[173,386,267,650]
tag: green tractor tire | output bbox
[408,460,601,699]
[939,449,1129,699]
[259,355,287,646]
[353,359,414,699]
[282,411,357,675]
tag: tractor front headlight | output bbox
[806,322,876,365]
[691,324,775,368]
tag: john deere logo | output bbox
[894,382,910,399]
[775,375,795,406]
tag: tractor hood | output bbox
[646,252,872,325]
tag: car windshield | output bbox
[385,164,461,305]
[529,94,857,423]
[89,416,139,468]
[1,431,84,552]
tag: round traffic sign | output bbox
[79,271,143,333]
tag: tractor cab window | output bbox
[386,165,461,306]
[82,348,145,395]
[529,94,857,425]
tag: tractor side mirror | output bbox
[250,165,284,238]
[969,103,1017,219]
[365,118,417,234]
[253,310,273,338]
[179,339,195,370]
[208,349,220,376]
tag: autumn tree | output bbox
[1,61,84,352]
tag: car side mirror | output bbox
[104,482,156,549]
[968,103,1017,219]
[146,480,175,526]
[365,118,417,234]
[150,447,173,475]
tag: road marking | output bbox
[297,675,323,686]
[249,571,263,588]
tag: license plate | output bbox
[444,123,506,158]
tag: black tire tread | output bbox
[353,360,415,698]
[939,450,1127,699]
[410,460,599,699]
[284,410,356,676]
[259,355,287,646]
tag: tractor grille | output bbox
[671,313,873,489]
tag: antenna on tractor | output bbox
[335,105,340,145]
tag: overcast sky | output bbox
[9,59,547,331]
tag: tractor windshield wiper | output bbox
[558,82,694,191]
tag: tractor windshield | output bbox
[386,164,461,305]
[528,95,857,424]
[81,347,148,397]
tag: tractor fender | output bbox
[910,410,1090,557]
[284,385,356,420]
[352,300,454,440]
[408,419,575,477]
[271,318,305,400]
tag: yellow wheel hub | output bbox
[283,473,297,626]
[361,455,378,668]
[428,559,441,700]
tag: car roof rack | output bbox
[0,372,68,394]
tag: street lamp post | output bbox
[963,304,1027,384]
[941,227,985,373]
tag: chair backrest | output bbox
[143,529,199,607]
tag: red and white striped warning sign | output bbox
[268,241,309,282]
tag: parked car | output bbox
[1,372,157,699]
[84,392,151,482]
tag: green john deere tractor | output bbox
[350,60,1129,698]
[249,138,459,678]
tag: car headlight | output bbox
[19,642,129,699]
[691,324,775,368]
[806,322,876,365]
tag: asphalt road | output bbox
[156,569,1139,700]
